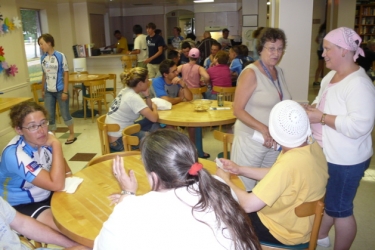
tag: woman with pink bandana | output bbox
[306,27,375,249]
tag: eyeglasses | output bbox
[264,46,285,54]
[22,120,49,132]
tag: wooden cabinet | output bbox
[356,4,375,44]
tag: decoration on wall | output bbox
[0,6,21,77]
[0,46,19,77]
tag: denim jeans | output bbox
[44,91,74,131]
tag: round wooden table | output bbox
[158,101,236,157]
[68,74,109,83]
[68,74,109,118]
[51,153,244,247]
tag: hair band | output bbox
[188,163,203,175]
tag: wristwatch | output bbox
[121,190,135,196]
[320,113,327,125]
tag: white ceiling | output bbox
[28,0,237,8]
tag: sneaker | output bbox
[313,81,321,86]
[317,236,331,247]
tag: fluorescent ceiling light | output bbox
[267,1,271,5]
[194,0,214,3]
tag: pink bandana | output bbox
[324,27,364,61]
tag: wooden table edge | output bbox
[157,118,236,127]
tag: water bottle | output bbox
[217,93,224,107]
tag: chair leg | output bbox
[84,98,87,120]
[91,100,94,123]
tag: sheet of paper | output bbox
[63,177,84,194]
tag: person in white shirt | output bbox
[94,129,261,250]
[217,28,231,50]
[128,24,148,69]
[0,197,88,250]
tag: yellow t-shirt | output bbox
[252,141,328,245]
[117,37,128,54]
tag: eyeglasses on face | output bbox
[22,120,49,132]
[264,46,285,53]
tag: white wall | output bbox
[0,0,32,136]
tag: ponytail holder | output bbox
[189,163,203,175]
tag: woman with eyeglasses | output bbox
[0,101,72,235]
[231,28,291,192]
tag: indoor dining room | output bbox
[1,0,375,248]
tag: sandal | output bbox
[65,137,77,145]
[200,152,210,159]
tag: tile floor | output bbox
[1,79,374,249]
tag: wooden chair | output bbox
[83,80,108,122]
[105,73,117,99]
[96,115,120,155]
[70,71,88,109]
[213,130,234,159]
[30,82,61,123]
[18,233,46,249]
[212,86,236,101]
[122,124,141,151]
[260,197,325,250]
[88,151,141,166]
[189,86,208,99]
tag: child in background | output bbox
[206,51,232,100]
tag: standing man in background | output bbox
[128,24,148,68]
[145,22,166,78]
[197,31,217,66]
[106,30,128,54]
[217,28,231,51]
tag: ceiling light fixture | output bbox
[267,1,271,5]
[194,0,214,3]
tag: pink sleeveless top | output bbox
[181,63,201,88]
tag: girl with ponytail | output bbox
[94,129,261,250]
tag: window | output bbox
[20,9,42,83]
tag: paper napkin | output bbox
[63,177,84,194]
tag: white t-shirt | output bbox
[134,34,148,62]
[0,197,29,250]
[94,183,235,250]
[105,87,147,138]
[217,37,231,48]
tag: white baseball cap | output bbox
[269,100,312,148]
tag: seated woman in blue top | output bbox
[0,101,71,232]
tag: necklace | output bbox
[259,59,283,101]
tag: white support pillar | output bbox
[272,0,314,103]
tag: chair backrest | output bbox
[190,86,208,99]
[30,82,43,104]
[122,124,141,151]
[212,86,236,101]
[88,151,141,166]
[84,80,106,99]
[96,115,120,155]
[213,130,234,159]
[295,197,325,250]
